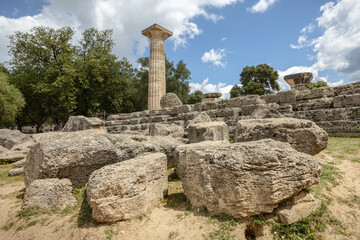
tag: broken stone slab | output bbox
[149,123,184,138]
[12,159,26,168]
[0,146,8,154]
[0,129,32,150]
[107,134,182,169]
[160,93,182,109]
[8,167,24,176]
[62,115,105,132]
[175,139,321,218]
[278,191,321,224]
[86,153,167,222]
[10,140,35,155]
[186,112,212,126]
[0,151,26,164]
[234,118,328,155]
[22,178,76,210]
[187,121,229,143]
[25,131,122,189]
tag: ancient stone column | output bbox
[142,24,173,110]
[284,72,313,91]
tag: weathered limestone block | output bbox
[295,107,360,122]
[179,104,193,113]
[12,159,26,168]
[0,146,8,154]
[160,93,182,109]
[175,139,321,218]
[250,104,283,119]
[8,167,24,176]
[316,120,360,137]
[62,116,104,132]
[202,101,219,111]
[0,129,32,150]
[149,123,184,138]
[333,94,360,108]
[187,112,212,126]
[187,122,229,143]
[25,132,121,188]
[293,98,333,111]
[260,93,278,104]
[278,191,321,224]
[86,153,167,222]
[242,95,265,105]
[22,178,76,209]
[296,87,335,100]
[149,109,162,116]
[216,108,241,118]
[277,91,297,104]
[0,151,26,163]
[107,134,182,169]
[235,118,328,155]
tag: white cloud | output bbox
[189,78,233,98]
[290,0,360,84]
[221,37,227,41]
[201,48,227,67]
[0,0,243,64]
[248,0,278,13]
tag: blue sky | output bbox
[1,0,359,98]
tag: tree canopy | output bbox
[230,64,280,98]
[0,72,25,127]
[6,26,193,131]
[307,80,329,89]
[188,90,203,104]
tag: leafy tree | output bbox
[132,57,191,111]
[73,28,135,116]
[8,26,76,132]
[230,85,243,98]
[0,72,25,127]
[188,90,203,104]
[231,64,280,97]
[307,80,328,89]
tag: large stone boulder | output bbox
[0,129,32,150]
[8,167,24,176]
[187,122,229,143]
[175,139,321,218]
[86,153,167,222]
[234,118,328,155]
[250,104,284,119]
[149,123,184,138]
[0,151,26,164]
[25,132,121,188]
[62,116,105,132]
[0,146,8,154]
[160,93,182,109]
[107,134,183,168]
[187,112,212,126]
[22,178,76,209]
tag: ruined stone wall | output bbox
[106,81,360,137]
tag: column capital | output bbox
[142,23,173,40]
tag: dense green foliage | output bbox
[230,64,279,98]
[188,90,203,104]
[307,80,329,89]
[0,72,25,126]
[6,26,193,131]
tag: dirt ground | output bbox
[0,137,359,240]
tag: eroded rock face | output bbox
[107,134,182,168]
[8,167,24,176]
[187,122,229,143]
[22,178,76,209]
[250,104,284,119]
[25,132,121,188]
[62,116,105,132]
[187,112,212,126]
[86,153,167,222]
[175,139,321,218]
[149,123,184,138]
[160,93,182,109]
[235,118,328,155]
[0,129,32,150]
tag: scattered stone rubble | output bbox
[7,81,360,226]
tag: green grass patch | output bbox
[206,213,238,240]
[1,221,15,231]
[0,164,23,186]
[104,228,119,239]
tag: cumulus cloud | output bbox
[248,0,278,13]
[189,78,233,99]
[0,0,243,63]
[201,48,227,67]
[289,0,360,84]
